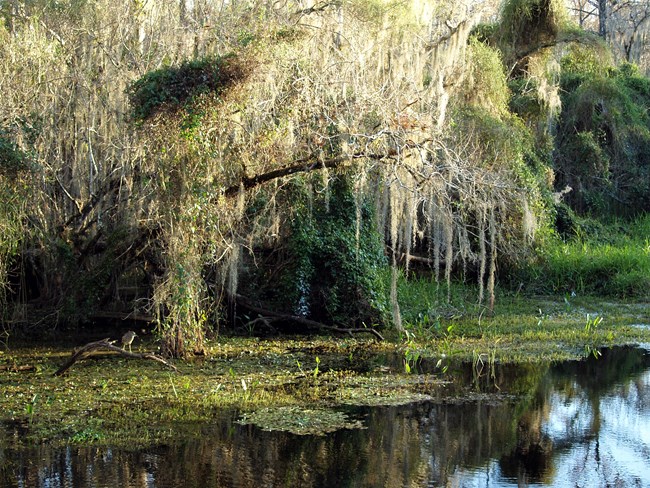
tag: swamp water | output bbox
[1,345,649,487]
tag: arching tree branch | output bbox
[223,151,396,197]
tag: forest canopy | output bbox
[1,0,649,356]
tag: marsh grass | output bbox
[518,214,650,298]
[394,274,484,333]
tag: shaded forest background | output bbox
[1,0,650,356]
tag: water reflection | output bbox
[2,346,649,487]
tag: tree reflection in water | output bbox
[2,346,649,487]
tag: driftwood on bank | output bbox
[54,338,177,376]
[235,294,385,341]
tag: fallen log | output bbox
[235,294,385,341]
[54,338,177,376]
[0,364,36,372]
[91,311,155,323]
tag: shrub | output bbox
[556,53,650,215]
[515,214,650,298]
[246,174,389,327]
[127,54,250,121]
[0,125,33,175]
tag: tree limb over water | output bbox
[54,339,177,376]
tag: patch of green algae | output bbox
[237,406,364,436]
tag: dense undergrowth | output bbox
[512,213,650,298]
[4,0,650,454]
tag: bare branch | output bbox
[54,339,177,376]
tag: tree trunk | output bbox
[598,0,607,38]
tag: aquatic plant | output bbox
[25,394,37,425]
[237,406,363,436]
[313,356,320,378]
[584,313,604,358]
[584,313,603,334]
[2,301,650,447]
[403,344,421,374]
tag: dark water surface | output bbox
[2,346,649,487]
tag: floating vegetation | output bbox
[335,374,437,407]
[237,406,363,436]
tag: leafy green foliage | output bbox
[508,77,545,120]
[0,121,37,175]
[50,226,137,326]
[395,271,480,328]
[0,134,29,175]
[452,106,530,168]
[462,38,511,117]
[470,23,498,45]
[559,44,610,82]
[0,121,37,320]
[497,0,568,63]
[450,106,553,233]
[127,54,248,121]
[453,38,552,206]
[556,52,650,215]
[277,175,388,326]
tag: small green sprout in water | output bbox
[295,359,305,375]
[434,358,449,374]
[472,345,500,390]
[403,344,421,374]
[71,424,105,443]
[71,430,99,443]
[168,373,179,398]
[585,314,604,358]
[438,324,455,357]
[586,346,603,359]
[25,394,38,424]
[537,309,545,327]
[585,313,603,333]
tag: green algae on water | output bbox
[237,406,364,435]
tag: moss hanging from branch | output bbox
[0,121,36,327]
[0,0,557,356]
[497,0,568,65]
